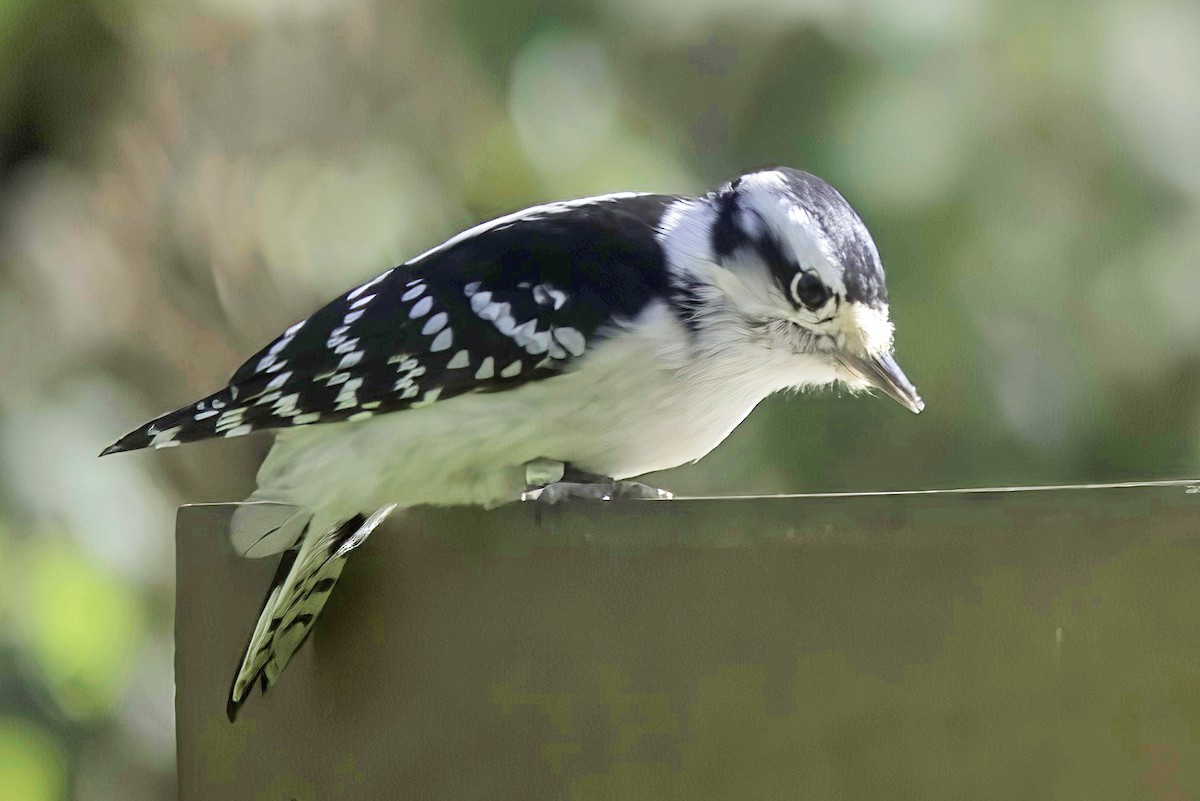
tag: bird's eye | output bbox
[790,271,830,310]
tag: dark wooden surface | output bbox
[176,486,1200,800]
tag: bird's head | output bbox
[669,167,923,414]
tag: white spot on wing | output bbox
[430,328,453,352]
[409,296,433,319]
[470,292,492,313]
[421,312,448,336]
[266,371,291,391]
[495,315,517,335]
[150,426,181,446]
[337,351,364,370]
[447,350,470,369]
[224,424,253,438]
[475,357,495,380]
[534,284,567,310]
[553,327,586,357]
[412,387,442,408]
[501,360,522,378]
[401,283,425,302]
[525,330,551,355]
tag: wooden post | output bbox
[176,485,1200,800]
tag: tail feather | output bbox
[227,504,397,721]
[100,387,243,455]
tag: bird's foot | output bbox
[520,459,672,503]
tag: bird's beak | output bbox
[840,351,924,414]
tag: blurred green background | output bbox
[0,0,1198,797]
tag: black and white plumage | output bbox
[103,167,923,718]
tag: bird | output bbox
[102,166,923,719]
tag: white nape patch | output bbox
[552,327,586,357]
[150,426,181,446]
[348,411,375,422]
[349,294,375,310]
[224,424,253,438]
[337,351,364,370]
[656,198,716,267]
[407,192,650,266]
[475,357,495,380]
[292,412,321,425]
[430,329,453,352]
[266,371,292,391]
[194,409,218,421]
[422,312,448,336]
[500,360,522,378]
[347,269,392,301]
[401,283,425,302]
[409,296,433,319]
[211,398,226,409]
[447,350,470,369]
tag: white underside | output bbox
[246,300,839,535]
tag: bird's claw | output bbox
[521,480,673,504]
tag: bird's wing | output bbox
[102,193,678,454]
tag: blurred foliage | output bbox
[0,0,1197,797]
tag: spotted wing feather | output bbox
[101,194,677,455]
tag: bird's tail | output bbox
[227,503,397,721]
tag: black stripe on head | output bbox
[710,178,748,260]
[752,230,800,291]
